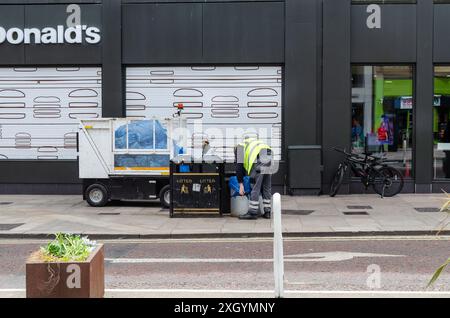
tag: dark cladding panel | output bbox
[323,0,351,189]
[434,5,450,62]
[285,0,319,147]
[285,0,322,192]
[0,5,25,65]
[122,3,202,64]
[415,0,433,188]
[24,4,102,64]
[3,1,100,3]
[0,161,79,184]
[102,0,124,117]
[203,2,284,63]
[351,4,416,63]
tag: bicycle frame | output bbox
[331,148,404,198]
[342,154,387,188]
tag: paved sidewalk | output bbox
[0,194,448,238]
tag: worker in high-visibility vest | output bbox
[235,138,273,220]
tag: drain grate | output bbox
[98,212,121,216]
[0,202,13,206]
[343,211,369,216]
[282,210,315,216]
[347,205,372,210]
[0,223,24,231]
[414,208,440,213]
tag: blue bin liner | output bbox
[115,154,170,168]
[128,120,153,149]
[114,120,168,150]
[229,176,252,197]
[114,124,127,149]
[155,120,168,149]
[179,165,190,173]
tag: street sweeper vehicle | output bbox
[78,116,187,208]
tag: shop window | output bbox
[351,65,414,178]
[433,66,450,179]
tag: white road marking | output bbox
[105,251,404,264]
[1,289,449,298]
[285,251,405,262]
[106,258,272,263]
[106,289,450,296]
[0,236,449,245]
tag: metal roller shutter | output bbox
[126,66,282,161]
[0,67,102,160]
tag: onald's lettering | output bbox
[0,25,101,45]
[0,4,100,45]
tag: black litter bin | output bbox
[170,155,225,217]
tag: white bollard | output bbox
[272,193,284,298]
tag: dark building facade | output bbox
[0,0,449,195]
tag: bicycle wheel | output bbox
[330,164,346,197]
[372,166,404,197]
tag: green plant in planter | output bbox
[428,191,450,287]
[40,233,97,262]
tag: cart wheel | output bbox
[86,184,109,207]
[159,185,171,209]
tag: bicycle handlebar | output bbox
[332,147,349,155]
[332,147,385,162]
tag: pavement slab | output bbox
[0,194,448,238]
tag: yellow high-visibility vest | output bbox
[239,138,271,175]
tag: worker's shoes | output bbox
[262,212,271,219]
[239,213,258,220]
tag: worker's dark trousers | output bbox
[248,161,272,216]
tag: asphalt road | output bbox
[0,237,449,297]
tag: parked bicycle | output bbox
[329,147,404,198]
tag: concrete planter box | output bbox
[26,244,104,298]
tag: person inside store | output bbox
[351,117,364,149]
[234,138,273,220]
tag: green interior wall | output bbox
[373,79,413,132]
[381,79,413,96]
[434,77,450,95]
[371,77,450,139]
[434,77,450,136]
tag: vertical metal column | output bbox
[273,193,284,298]
[415,0,434,193]
[102,0,124,118]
